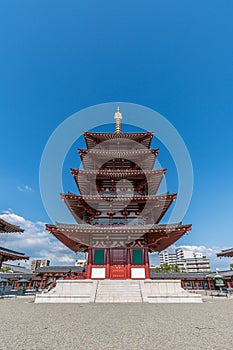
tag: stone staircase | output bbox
[95,280,142,302]
[34,279,202,303]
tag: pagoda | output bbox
[0,218,29,268]
[46,108,192,280]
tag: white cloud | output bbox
[17,185,33,192]
[173,245,217,258]
[0,210,76,266]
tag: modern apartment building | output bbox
[159,250,177,265]
[159,248,211,273]
[30,259,50,271]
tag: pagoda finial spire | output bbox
[114,106,122,134]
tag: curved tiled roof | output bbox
[0,218,24,233]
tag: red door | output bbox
[110,265,126,279]
[110,249,127,279]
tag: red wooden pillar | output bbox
[144,248,150,279]
[207,279,211,290]
[195,281,199,290]
[39,274,44,289]
[127,248,131,279]
[227,281,231,288]
[27,281,32,290]
[86,248,92,279]
[51,275,55,288]
[45,276,49,288]
[106,248,110,279]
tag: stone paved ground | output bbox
[0,297,232,350]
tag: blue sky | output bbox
[0,1,233,269]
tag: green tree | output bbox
[0,266,12,273]
[170,264,181,273]
[154,263,181,273]
[230,263,233,270]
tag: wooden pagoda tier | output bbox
[60,193,176,225]
[46,222,191,279]
[0,218,24,233]
[71,168,166,196]
[83,131,154,149]
[78,148,159,171]
[0,218,28,268]
[217,248,233,258]
[46,223,191,253]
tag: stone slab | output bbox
[142,279,202,303]
[34,280,97,303]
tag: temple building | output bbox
[0,218,29,268]
[217,248,233,258]
[46,108,192,281]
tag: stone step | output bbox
[95,280,142,302]
[98,288,140,290]
[96,299,142,303]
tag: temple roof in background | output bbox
[0,218,24,233]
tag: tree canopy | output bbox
[0,266,12,273]
[154,263,181,273]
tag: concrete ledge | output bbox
[34,279,97,303]
[142,279,202,303]
[35,295,92,303]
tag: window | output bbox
[94,250,105,265]
[132,250,143,265]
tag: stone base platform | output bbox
[34,279,202,303]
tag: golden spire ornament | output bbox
[114,106,122,134]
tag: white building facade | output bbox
[159,248,211,273]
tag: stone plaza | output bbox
[0,296,232,350]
